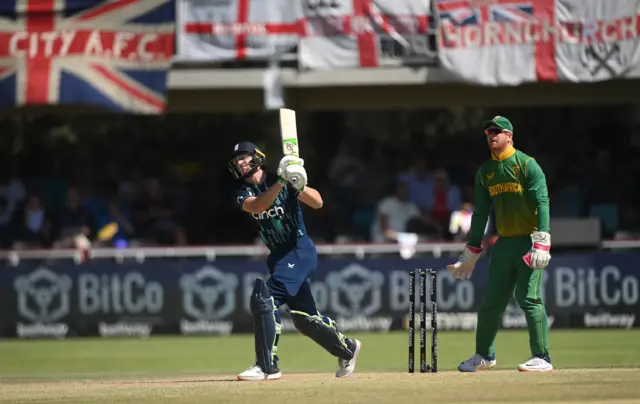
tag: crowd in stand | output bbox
[0,105,638,250]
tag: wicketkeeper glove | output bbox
[523,231,551,270]
[277,155,304,185]
[284,164,307,191]
[447,245,483,280]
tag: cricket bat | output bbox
[279,108,299,157]
[279,108,301,185]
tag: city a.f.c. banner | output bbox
[434,0,640,85]
[0,0,175,113]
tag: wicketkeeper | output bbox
[448,116,553,372]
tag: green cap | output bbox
[483,115,513,132]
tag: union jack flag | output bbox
[0,0,175,114]
[436,0,534,27]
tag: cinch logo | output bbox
[252,206,285,220]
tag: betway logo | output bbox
[584,313,636,329]
[252,206,285,220]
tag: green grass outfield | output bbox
[0,330,639,403]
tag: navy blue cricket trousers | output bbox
[265,235,319,316]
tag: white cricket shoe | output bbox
[518,356,553,372]
[237,365,282,381]
[458,354,497,372]
[336,339,362,378]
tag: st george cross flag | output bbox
[435,0,640,85]
[0,0,175,113]
[298,0,432,69]
[177,0,299,62]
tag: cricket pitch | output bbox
[1,330,639,403]
[2,369,640,404]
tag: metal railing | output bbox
[1,239,638,266]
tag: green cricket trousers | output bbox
[475,235,550,358]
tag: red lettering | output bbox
[0,30,172,60]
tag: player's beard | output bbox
[489,138,509,156]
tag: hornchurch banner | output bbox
[434,0,640,85]
[555,0,640,82]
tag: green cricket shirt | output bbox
[468,146,550,248]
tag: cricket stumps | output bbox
[408,269,438,373]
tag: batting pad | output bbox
[250,278,279,374]
[289,310,354,361]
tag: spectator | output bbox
[12,192,53,249]
[428,169,462,230]
[398,156,433,212]
[370,181,441,243]
[52,186,94,249]
[449,202,490,242]
[94,196,136,247]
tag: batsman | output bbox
[229,141,362,381]
[448,116,553,373]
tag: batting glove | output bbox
[447,245,483,280]
[277,156,304,184]
[284,164,307,191]
[523,231,551,270]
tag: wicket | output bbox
[408,269,438,373]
